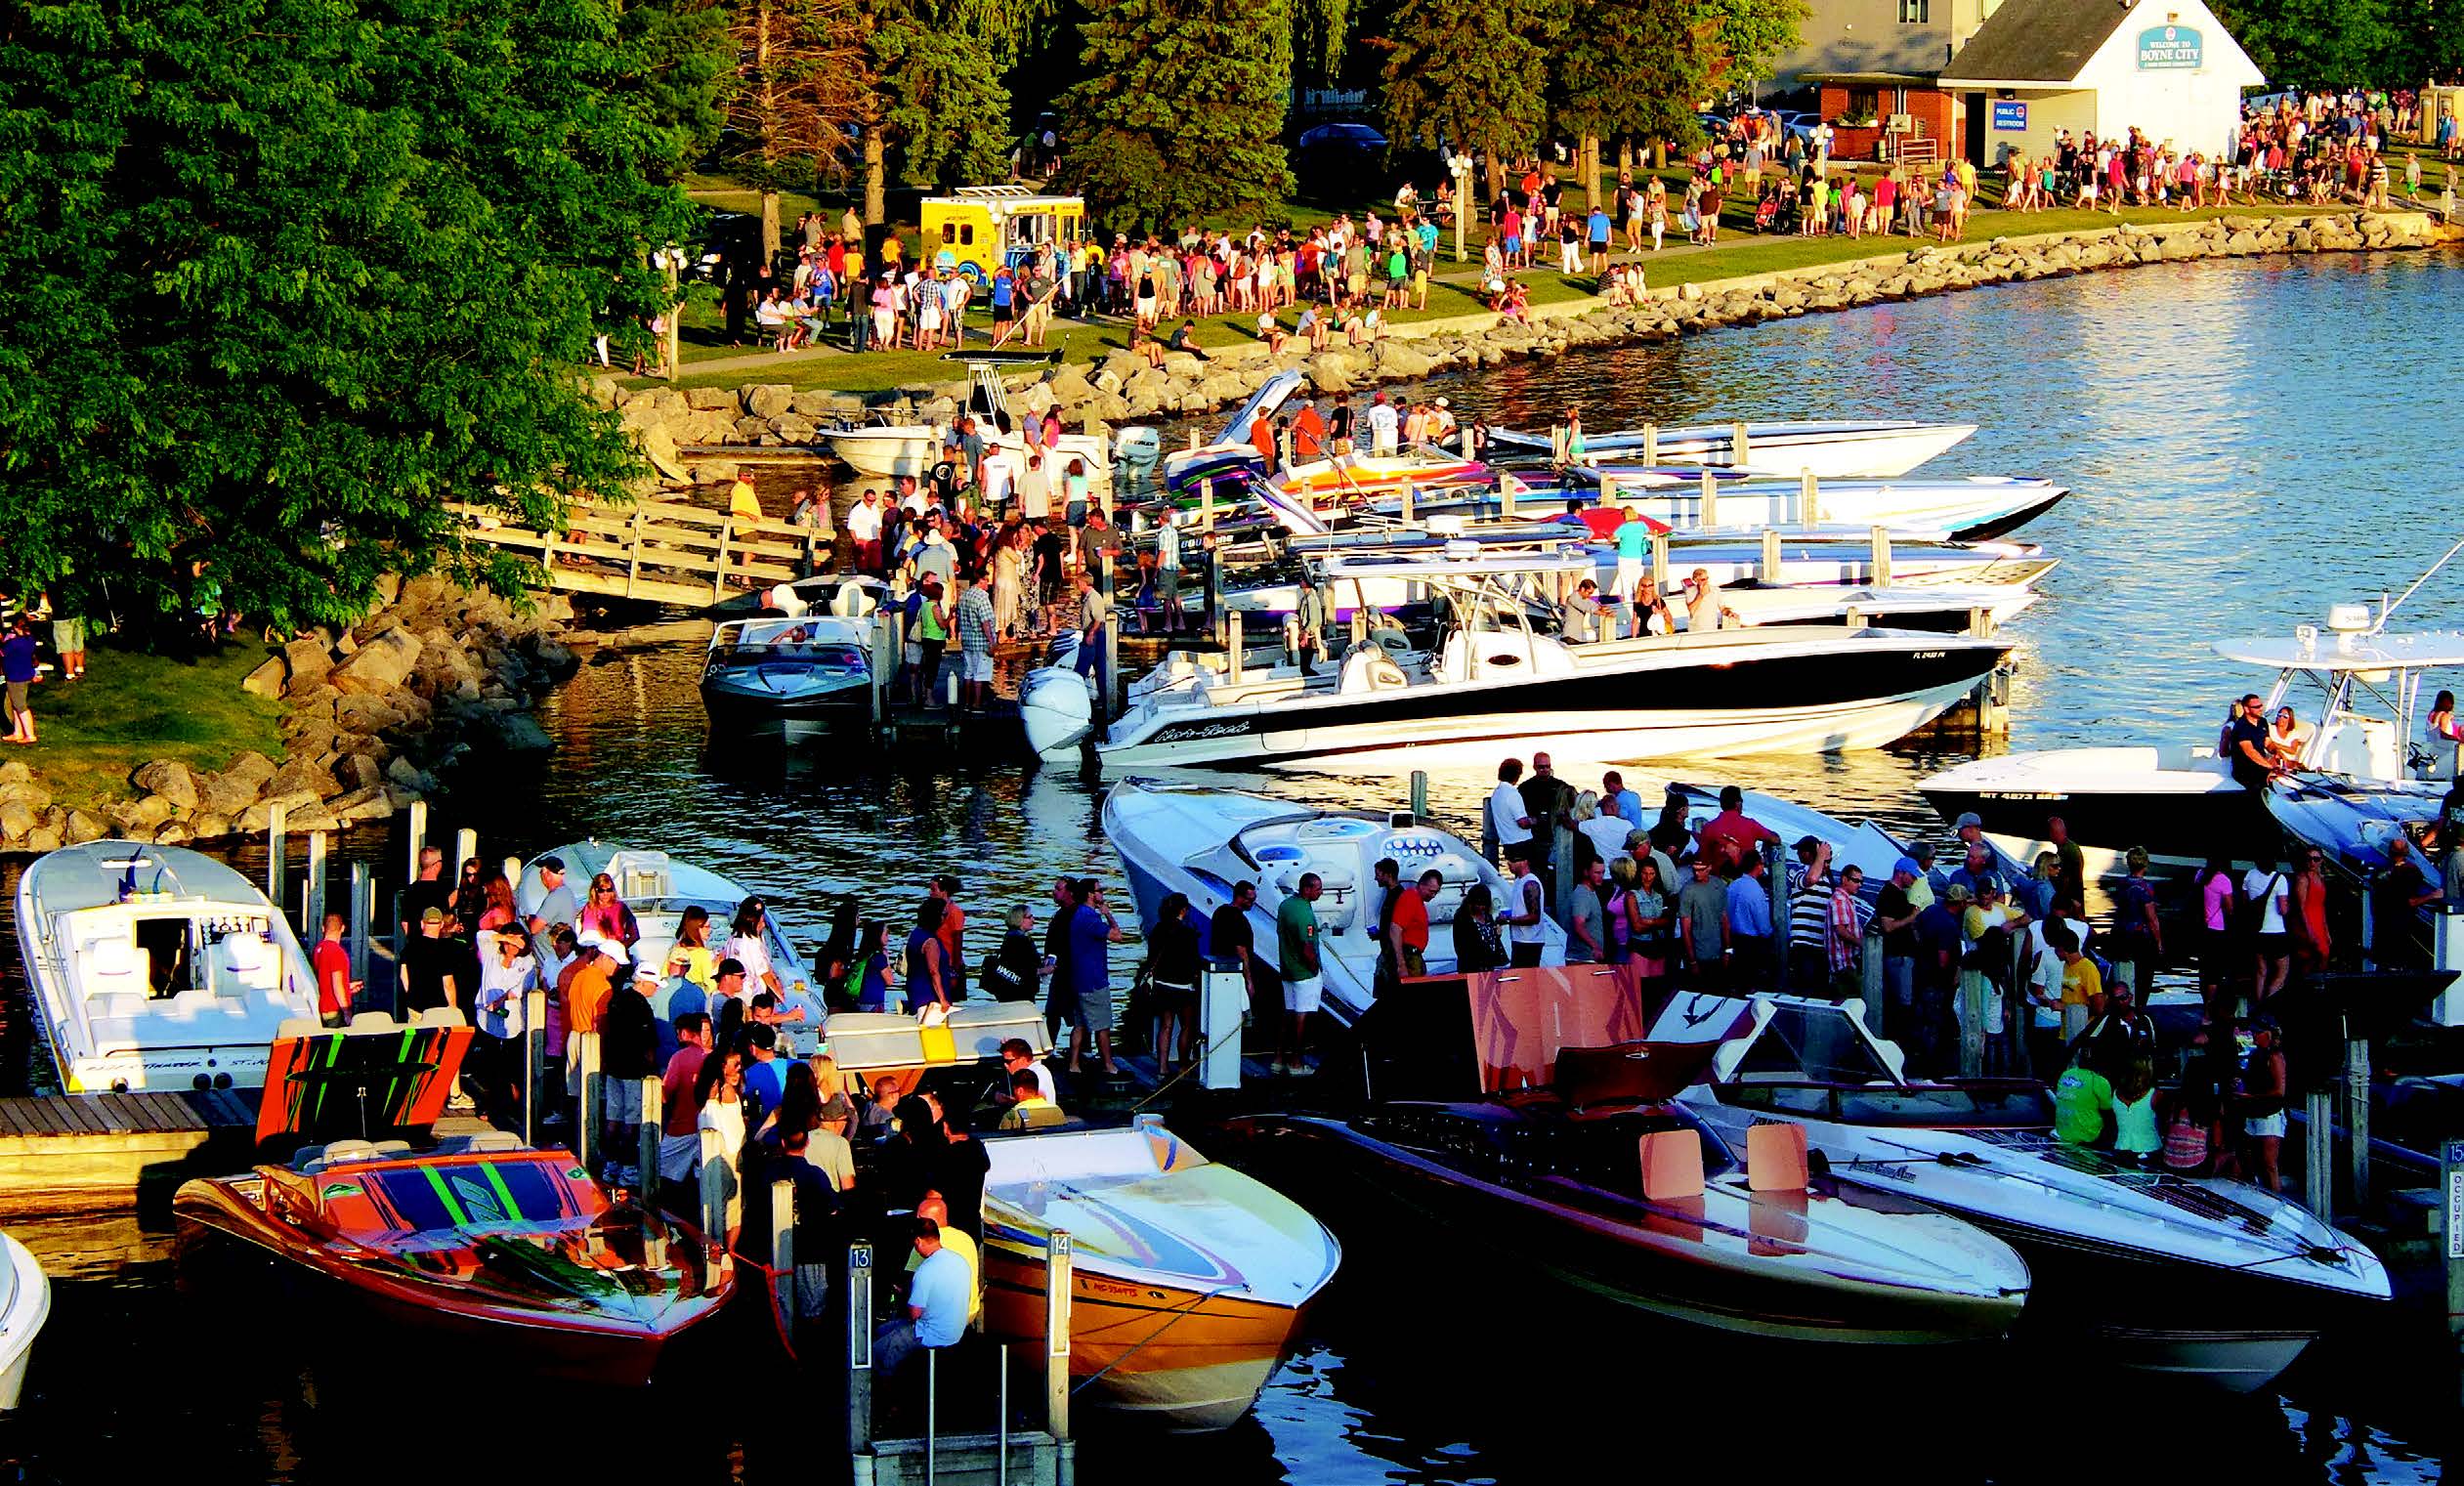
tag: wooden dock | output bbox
[452,496,834,608]
[0,1088,261,1213]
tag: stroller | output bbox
[1753,192,1782,234]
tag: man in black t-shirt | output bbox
[401,907,464,1015]
[1210,881,1262,1018]
[2225,692,2274,791]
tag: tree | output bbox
[723,0,870,253]
[616,0,735,165]
[1377,0,1565,197]
[1056,0,1296,232]
[1704,0,1807,97]
[1553,0,1714,206]
[0,0,708,635]
[2209,0,2395,86]
[871,0,1014,190]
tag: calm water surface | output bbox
[7,252,2462,1483]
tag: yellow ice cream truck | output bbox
[919,185,1088,284]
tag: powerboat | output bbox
[175,1012,734,1387]
[1222,966,2030,1344]
[1022,552,2014,768]
[809,1002,1053,1093]
[0,1234,48,1409]
[1102,778,1560,1023]
[1661,991,2391,1388]
[2266,773,2444,876]
[517,842,819,1040]
[826,361,1111,490]
[14,840,320,1093]
[1922,603,2464,876]
[1156,369,1308,490]
[699,578,885,727]
[1265,447,1492,504]
[1567,472,2065,543]
[978,1118,1340,1430]
[1486,418,1977,478]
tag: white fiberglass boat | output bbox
[1488,418,1977,477]
[1103,779,1561,1023]
[14,841,320,1093]
[1923,602,2464,876]
[826,361,1111,490]
[1573,472,2064,543]
[1024,552,2013,769]
[700,578,886,726]
[1662,992,2390,1389]
[0,1232,47,1410]
[980,1118,1340,1430]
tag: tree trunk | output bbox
[755,0,781,259]
[1581,132,1600,213]
[864,128,886,225]
[1484,152,1506,203]
[760,191,782,260]
[1618,138,1634,174]
[1651,137,1667,170]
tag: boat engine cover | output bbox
[1020,667,1095,759]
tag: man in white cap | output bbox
[1428,397,1458,443]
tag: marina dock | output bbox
[0,1089,258,1213]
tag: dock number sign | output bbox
[1990,101,2027,132]
[2447,1141,2464,1260]
[2137,24,2202,69]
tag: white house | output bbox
[1937,0,2264,165]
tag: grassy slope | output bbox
[22,638,286,808]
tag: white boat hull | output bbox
[0,1234,49,1411]
[826,427,1110,485]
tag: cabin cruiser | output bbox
[978,1117,1339,1430]
[1486,418,1977,478]
[14,841,320,1093]
[1222,965,2029,1344]
[517,843,819,1041]
[1922,603,2464,875]
[177,1012,730,1387]
[1102,778,1560,1023]
[699,578,884,726]
[1023,552,2014,769]
[1660,991,2390,1388]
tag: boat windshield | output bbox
[1728,1002,1902,1086]
[346,1158,600,1236]
[1722,1081,2056,1128]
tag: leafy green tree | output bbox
[2209,0,2395,86]
[1056,0,1296,232]
[0,0,707,635]
[871,0,1015,189]
[1377,0,1566,195]
[1553,0,1713,202]
[1704,0,1807,94]
[616,0,735,164]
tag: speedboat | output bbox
[0,1233,49,1409]
[1566,472,2065,543]
[1486,418,1977,478]
[1222,965,2029,1344]
[1102,778,1559,1023]
[1023,551,2014,769]
[2266,773,2443,876]
[978,1118,1340,1431]
[1265,446,1492,504]
[518,842,818,1040]
[826,361,1112,490]
[700,578,885,726]
[1157,369,1307,491]
[175,1012,733,1387]
[810,1002,1053,1095]
[14,840,320,1093]
[1661,990,2391,1388]
[1922,603,2464,875]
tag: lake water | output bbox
[7,250,2463,1483]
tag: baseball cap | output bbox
[418,907,446,926]
[1892,856,1921,877]
[1943,882,1974,903]
[1953,812,1983,830]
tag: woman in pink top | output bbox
[577,872,642,959]
[2196,857,2237,1011]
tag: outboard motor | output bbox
[1019,663,1096,759]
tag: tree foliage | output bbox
[1056,0,1296,232]
[1553,0,1712,153]
[0,0,711,633]
[2208,0,2413,87]
[616,0,734,165]
[723,0,870,191]
[1703,0,1807,91]
[871,0,1014,189]
[1377,0,1564,165]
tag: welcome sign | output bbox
[2137,23,2202,69]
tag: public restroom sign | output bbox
[2137,24,2202,69]
[1991,101,2027,131]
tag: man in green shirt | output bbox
[2052,1053,2113,1145]
[1274,873,1324,1078]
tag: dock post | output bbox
[2304,1087,2334,1218]
[1227,611,1245,684]
[1869,527,1893,588]
[404,798,428,883]
[1759,528,1782,584]
[1199,480,1214,532]
[1550,425,1568,466]
[885,610,907,716]
[1046,1229,1074,1444]
[1860,931,1886,1040]
[303,830,328,938]
[1802,468,1820,527]
[1957,969,1987,1079]
[501,856,523,894]
[1093,551,1111,599]
[523,989,547,1148]
[1698,469,1719,530]
[1768,847,1790,994]
[1101,612,1122,721]
[347,863,373,989]
[2442,1141,2464,1391]
[1650,532,1670,591]
[1641,424,1658,467]
[266,801,289,917]
[1204,547,1222,635]
[1731,421,1751,468]
[1399,482,1416,525]
[453,827,478,876]
[1410,770,1429,819]
[768,1175,795,1333]
[578,1031,603,1176]
[2347,1035,2372,1209]
[1499,473,1516,520]
[847,1239,875,1455]
[638,1077,662,1198]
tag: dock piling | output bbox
[346,863,373,989]
[266,801,289,917]
[768,1176,795,1333]
[1698,469,1719,530]
[1399,482,1416,524]
[1227,611,1245,684]
[1409,770,1428,819]
[1870,528,1893,588]
[1650,532,1670,591]
[302,830,328,939]
[1641,424,1658,467]
[639,1078,662,1201]
[523,990,547,1148]
[1730,422,1751,468]
[1500,474,1516,520]
[1956,969,1987,1078]
[453,828,478,875]
[1859,931,1886,1040]
[1801,468,1820,526]
[848,1240,875,1454]
[501,856,522,893]
[2346,1036,2372,1208]
[1046,1230,1073,1443]
[404,799,428,882]
[1759,528,1782,584]
[2304,1088,2334,1218]
[577,1031,603,1176]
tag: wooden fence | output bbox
[451,497,834,607]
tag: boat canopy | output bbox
[1644,992,1909,1087]
[2215,631,2464,672]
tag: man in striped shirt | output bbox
[956,568,998,713]
[1785,836,1834,990]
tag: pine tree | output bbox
[724,0,870,252]
[1377,0,1566,193]
[871,0,1014,190]
[1057,0,1296,232]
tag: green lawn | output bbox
[23,637,285,807]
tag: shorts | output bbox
[961,649,993,683]
[2255,931,2290,957]
[52,616,84,651]
[606,1077,643,1124]
[994,305,1015,324]
[2244,1110,2286,1139]
[1066,501,1088,529]
[1283,975,1324,1015]
[1076,980,1116,1034]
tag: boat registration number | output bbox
[1977,791,2068,801]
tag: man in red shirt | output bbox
[1251,409,1278,469]
[1291,401,1327,462]
[657,1011,713,1210]
[1387,869,1438,980]
[1696,785,1780,870]
[311,911,359,1029]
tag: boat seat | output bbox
[300,1138,381,1172]
[1338,648,1410,695]
[276,1017,326,1040]
[219,933,271,979]
[82,937,147,998]
[463,1130,527,1153]
[347,1011,403,1032]
[831,580,878,619]
[1745,1122,1809,1193]
[413,1006,469,1030]
[1638,1129,1703,1202]
[368,1139,412,1158]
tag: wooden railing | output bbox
[450,498,834,607]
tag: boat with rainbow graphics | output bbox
[977,1116,1339,1431]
